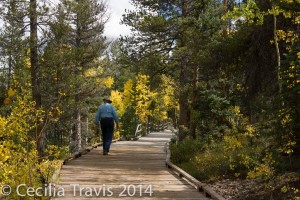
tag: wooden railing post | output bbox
[135,124,142,137]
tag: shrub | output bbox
[0,95,62,198]
[170,138,206,164]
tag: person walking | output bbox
[94,96,119,155]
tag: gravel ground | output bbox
[204,173,300,200]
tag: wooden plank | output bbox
[56,132,212,199]
[52,187,208,199]
[54,198,209,200]
[60,170,174,176]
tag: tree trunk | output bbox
[8,51,12,89]
[73,9,82,152]
[75,107,82,151]
[224,0,228,9]
[30,0,44,158]
[189,65,199,139]
[178,93,189,141]
[273,6,282,94]
[223,0,228,36]
[30,0,40,107]
[177,0,191,141]
[178,65,190,141]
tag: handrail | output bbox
[165,142,225,200]
[134,121,171,138]
[135,124,143,137]
[148,121,170,132]
[62,142,102,164]
[146,122,151,134]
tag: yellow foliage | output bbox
[160,75,177,110]
[7,88,16,97]
[113,130,120,140]
[247,152,275,180]
[135,74,156,123]
[110,90,126,117]
[101,76,114,88]
[3,98,12,105]
[0,145,10,163]
[296,16,300,24]
[45,145,62,159]
[38,159,62,182]
[222,106,264,174]
[84,68,97,77]
[0,94,62,198]
[123,79,133,106]
[119,74,177,125]
[277,29,286,41]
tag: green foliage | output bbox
[120,107,137,139]
[195,87,232,137]
[170,138,229,180]
[170,138,206,164]
[0,0,299,199]
[190,145,230,180]
[171,106,278,181]
[224,0,264,25]
[38,0,109,151]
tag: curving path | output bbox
[53,131,211,200]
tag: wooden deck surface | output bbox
[54,131,211,200]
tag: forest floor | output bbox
[204,173,300,200]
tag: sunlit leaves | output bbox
[110,90,126,118]
[123,79,134,106]
[160,75,177,110]
[0,94,62,198]
[224,0,264,26]
[38,159,62,182]
[101,76,114,88]
[247,152,275,180]
[135,74,156,123]
[7,88,16,97]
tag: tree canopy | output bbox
[0,0,299,199]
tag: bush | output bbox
[170,138,206,164]
[191,147,230,180]
[170,138,230,180]
[0,95,62,198]
[170,127,272,181]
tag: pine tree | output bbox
[58,0,108,151]
[121,0,224,140]
[0,0,27,105]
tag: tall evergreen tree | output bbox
[0,0,27,105]
[121,0,224,140]
[57,0,108,151]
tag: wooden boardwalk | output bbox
[54,131,211,200]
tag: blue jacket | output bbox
[94,103,119,125]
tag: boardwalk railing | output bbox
[62,142,102,164]
[51,139,118,183]
[135,122,171,137]
[135,124,143,137]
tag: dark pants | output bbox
[100,117,114,152]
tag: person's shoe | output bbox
[103,150,108,155]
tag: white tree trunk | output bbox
[75,110,82,151]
